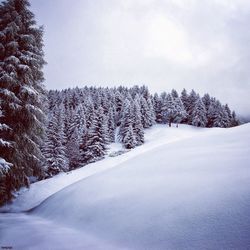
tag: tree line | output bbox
[42,86,239,177]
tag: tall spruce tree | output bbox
[119,98,133,143]
[0,0,46,204]
[187,89,198,124]
[132,98,144,146]
[213,101,230,128]
[192,96,207,127]
[123,124,136,149]
[231,111,239,127]
[84,107,108,163]
[153,93,162,123]
[67,105,87,169]
[140,96,155,128]
[107,106,116,143]
[164,94,175,127]
[171,92,187,125]
[43,106,69,176]
[180,88,189,123]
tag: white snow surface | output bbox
[1,124,250,249]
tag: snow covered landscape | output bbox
[1,123,250,249]
[1,0,250,249]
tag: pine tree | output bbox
[132,98,144,145]
[107,106,116,143]
[43,107,69,176]
[173,97,187,125]
[67,105,87,169]
[160,92,168,124]
[165,94,175,127]
[66,127,81,169]
[63,106,75,143]
[201,93,211,113]
[84,107,108,163]
[114,91,123,126]
[85,97,95,129]
[191,97,207,127]
[123,124,136,149]
[147,97,156,126]
[212,100,229,128]
[180,88,189,123]
[140,97,154,128]
[186,89,198,124]
[207,97,217,127]
[220,105,230,128]
[224,104,232,120]
[0,0,46,204]
[153,93,162,123]
[171,89,179,98]
[231,111,239,127]
[119,99,132,143]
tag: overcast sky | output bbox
[30,0,250,118]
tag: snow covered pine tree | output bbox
[0,0,46,205]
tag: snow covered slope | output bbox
[1,124,205,212]
[1,124,250,249]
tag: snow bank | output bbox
[1,124,203,212]
[30,123,250,249]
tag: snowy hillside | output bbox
[1,124,250,249]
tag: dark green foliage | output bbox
[0,0,46,205]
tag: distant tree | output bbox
[107,106,116,143]
[187,89,198,124]
[180,88,189,123]
[119,99,133,143]
[132,97,144,145]
[85,97,95,129]
[212,100,229,128]
[172,97,187,125]
[123,124,136,149]
[63,106,75,143]
[161,92,168,124]
[153,93,162,123]
[171,89,179,98]
[192,96,207,127]
[67,126,82,169]
[43,107,69,176]
[207,98,217,127]
[201,93,211,113]
[140,97,154,128]
[67,105,87,169]
[114,91,123,126]
[84,107,108,163]
[223,104,240,127]
[231,111,240,127]
[147,97,156,126]
[164,94,176,127]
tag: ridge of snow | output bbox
[1,124,208,212]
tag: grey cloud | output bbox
[30,0,250,118]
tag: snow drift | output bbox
[29,124,250,249]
